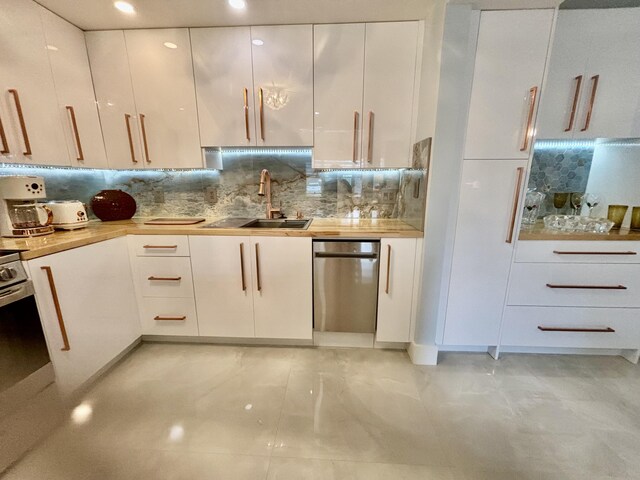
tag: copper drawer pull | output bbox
[580,75,599,132]
[239,242,246,291]
[40,266,70,351]
[352,111,359,163]
[366,111,374,163]
[564,75,583,132]
[65,106,85,161]
[143,245,178,249]
[538,326,615,333]
[139,113,150,163]
[258,88,265,141]
[9,89,32,155]
[0,114,9,154]
[243,88,250,141]
[553,250,637,256]
[154,316,186,321]
[546,283,627,290]
[506,167,525,244]
[125,114,138,163]
[519,86,538,152]
[255,243,261,292]
[385,244,391,294]
[148,276,182,281]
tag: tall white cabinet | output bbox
[313,22,420,168]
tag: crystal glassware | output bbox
[584,193,601,217]
[631,207,640,231]
[522,191,546,225]
[570,192,585,216]
[607,205,629,229]
[553,192,570,213]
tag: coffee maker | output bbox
[0,176,54,237]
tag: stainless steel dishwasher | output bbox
[313,240,380,333]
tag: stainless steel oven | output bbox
[0,251,53,415]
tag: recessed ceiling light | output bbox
[228,0,246,9]
[163,42,178,49]
[46,44,58,51]
[251,39,264,46]
[114,1,135,14]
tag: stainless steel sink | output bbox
[202,218,312,230]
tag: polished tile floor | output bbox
[3,344,640,479]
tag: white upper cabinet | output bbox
[362,22,420,168]
[313,23,366,168]
[39,8,107,169]
[313,22,419,169]
[0,0,69,166]
[85,31,143,169]
[251,25,313,147]
[191,27,256,147]
[464,10,554,160]
[537,9,640,140]
[124,29,202,168]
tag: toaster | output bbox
[45,201,89,230]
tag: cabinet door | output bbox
[313,24,365,168]
[251,237,312,339]
[190,236,255,338]
[376,238,417,343]
[85,31,143,169]
[39,8,108,168]
[574,8,640,139]
[443,160,527,346]
[191,27,256,147]
[362,22,419,168]
[464,10,554,160]
[535,11,590,140]
[125,29,202,168]
[250,25,313,147]
[0,0,68,166]
[28,238,140,394]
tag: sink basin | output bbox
[240,219,312,230]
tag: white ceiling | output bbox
[35,0,438,31]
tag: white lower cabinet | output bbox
[27,238,140,394]
[376,238,417,342]
[190,235,312,340]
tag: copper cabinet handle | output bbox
[553,250,637,256]
[506,167,525,244]
[385,244,391,294]
[258,88,265,141]
[124,114,138,163]
[255,243,261,292]
[8,89,32,155]
[65,106,85,161]
[366,111,374,163]
[243,88,250,141]
[139,113,150,163]
[154,316,186,321]
[352,111,360,163]
[239,242,246,291]
[580,75,599,132]
[538,326,615,333]
[519,86,538,152]
[143,245,178,249]
[148,276,182,281]
[40,266,70,352]
[0,114,9,154]
[564,75,583,132]
[546,283,627,290]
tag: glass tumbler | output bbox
[607,205,629,229]
[630,206,640,231]
[522,191,546,225]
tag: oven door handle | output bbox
[0,281,35,308]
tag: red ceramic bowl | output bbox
[90,190,137,221]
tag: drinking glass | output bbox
[570,192,585,216]
[522,191,545,225]
[607,205,629,229]
[553,192,570,213]
[630,206,640,231]
[584,193,601,217]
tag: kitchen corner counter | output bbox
[519,222,640,241]
[0,218,423,260]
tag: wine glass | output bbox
[570,192,585,216]
[553,192,570,214]
[584,193,601,217]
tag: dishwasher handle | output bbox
[314,252,378,259]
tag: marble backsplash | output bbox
[0,150,427,230]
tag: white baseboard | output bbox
[408,342,439,365]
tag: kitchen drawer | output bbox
[139,297,199,336]
[130,235,190,257]
[501,306,640,349]
[515,241,640,264]
[508,263,640,308]
[136,257,194,298]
